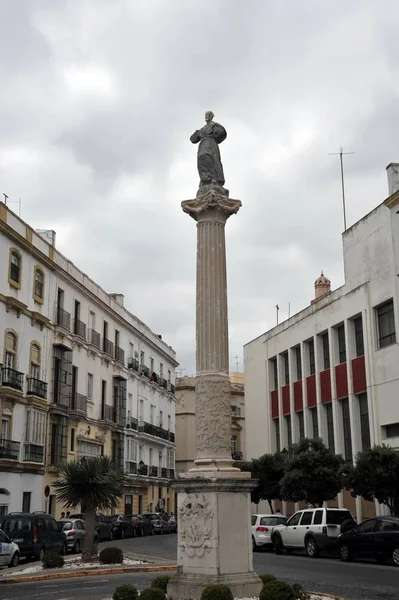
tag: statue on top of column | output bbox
[190,111,229,197]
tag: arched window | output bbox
[4,331,17,370]
[33,267,45,302]
[30,343,41,379]
[8,249,22,288]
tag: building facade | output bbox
[0,202,177,518]
[175,372,246,473]
[244,164,399,521]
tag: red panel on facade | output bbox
[352,356,367,394]
[293,380,303,411]
[320,369,332,404]
[335,362,348,399]
[306,375,317,407]
[271,390,279,419]
[282,385,290,415]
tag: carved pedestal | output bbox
[168,191,262,599]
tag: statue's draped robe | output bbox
[190,121,227,190]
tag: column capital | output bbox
[181,190,242,223]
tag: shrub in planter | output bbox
[260,574,278,587]
[99,546,124,564]
[200,584,233,600]
[139,587,166,600]
[292,584,310,600]
[42,551,65,569]
[260,580,296,600]
[151,575,171,593]
[113,584,138,600]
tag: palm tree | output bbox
[53,456,127,561]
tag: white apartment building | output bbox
[0,202,178,518]
[244,163,399,522]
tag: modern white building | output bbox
[0,201,178,518]
[244,163,399,521]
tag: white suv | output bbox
[271,508,355,558]
[251,514,287,551]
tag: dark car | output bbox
[133,515,152,536]
[338,516,399,566]
[140,513,162,535]
[1,512,65,560]
[107,515,133,539]
[69,512,113,541]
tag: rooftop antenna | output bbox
[230,356,239,371]
[328,146,355,231]
[3,193,8,204]
[2,193,22,216]
[276,304,279,326]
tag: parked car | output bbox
[142,513,166,535]
[69,512,113,541]
[338,516,399,566]
[251,514,287,551]
[0,528,20,567]
[272,508,355,557]
[130,515,146,536]
[134,514,153,536]
[167,515,177,533]
[57,519,98,554]
[1,512,66,560]
[106,515,133,539]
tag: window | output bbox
[298,411,305,439]
[1,418,9,440]
[342,398,353,463]
[101,380,107,416]
[103,321,108,350]
[231,435,237,453]
[271,358,278,391]
[299,511,313,526]
[275,418,280,452]
[126,438,138,462]
[359,393,371,449]
[322,332,330,370]
[308,339,315,375]
[160,363,164,378]
[260,516,287,526]
[168,370,171,382]
[357,519,377,534]
[295,346,302,381]
[337,325,346,363]
[4,330,17,369]
[33,267,44,301]
[77,440,101,459]
[87,373,93,401]
[354,316,364,357]
[376,300,396,348]
[168,415,171,431]
[140,351,145,366]
[313,510,323,525]
[159,410,163,427]
[9,249,22,287]
[325,403,335,452]
[150,358,154,373]
[377,518,399,532]
[25,410,46,445]
[311,407,319,439]
[285,415,292,447]
[150,405,155,424]
[129,342,134,358]
[30,343,41,379]
[22,492,31,513]
[282,352,289,386]
[385,422,399,438]
[70,428,75,452]
[149,448,153,466]
[287,512,301,527]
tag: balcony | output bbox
[168,431,175,443]
[24,443,44,463]
[72,392,87,414]
[0,439,20,460]
[104,404,116,422]
[168,469,175,479]
[159,377,168,390]
[56,307,71,330]
[169,383,175,395]
[1,367,24,391]
[52,389,71,409]
[138,420,176,443]
[115,346,125,365]
[88,329,101,349]
[150,466,159,478]
[128,358,139,371]
[126,461,137,475]
[26,377,48,399]
[103,338,114,357]
[140,365,150,378]
[232,451,243,461]
[161,467,168,478]
[138,462,148,476]
[73,318,87,340]
[126,417,138,430]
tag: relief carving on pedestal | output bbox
[195,377,231,456]
[179,493,214,557]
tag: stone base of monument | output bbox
[167,473,263,600]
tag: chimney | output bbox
[386,163,399,196]
[311,272,331,304]
[110,293,124,307]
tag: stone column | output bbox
[168,190,262,600]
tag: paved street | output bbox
[1,533,399,600]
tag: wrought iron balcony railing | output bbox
[115,346,125,365]
[72,392,87,413]
[103,338,114,357]
[104,404,116,422]
[0,438,20,460]
[88,329,101,349]
[150,466,159,478]
[126,461,137,475]
[26,377,47,399]
[126,417,138,430]
[24,443,44,463]
[138,463,148,476]
[56,306,71,330]
[1,367,24,391]
[73,318,87,340]
[128,358,139,371]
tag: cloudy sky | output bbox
[1,0,399,374]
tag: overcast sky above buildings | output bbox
[1,0,398,374]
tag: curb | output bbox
[0,564,177,584]
[309,593,345,600]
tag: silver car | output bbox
[57,519,88,554]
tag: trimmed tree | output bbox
[53,456,127,561]
[237,452,287,512]
[343,445,399,515]
[280,438,344,507]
